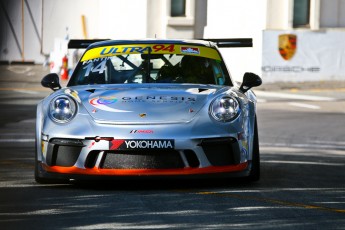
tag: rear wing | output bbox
[67,38,252,49]
[202,38,252,48]
[68,39,109,49]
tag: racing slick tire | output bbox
[247,116,260,182]
[34,139,69,184]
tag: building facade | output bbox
[0,0,344,82]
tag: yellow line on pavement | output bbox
[181,190,345,214]
[290,88,345,93]
[310,88,345,92]
[0,87,49,91]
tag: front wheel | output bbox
[34,160,51,184]
[34,139,69,184]
[35,160,70,184]
[247,116,260,181]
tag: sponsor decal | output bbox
[88,141,95,149]
[241,140,248,150]
[64,89,81,103]
[125,140,173,149]
[89,96,131,113]
[82,44,176,61]
[90,96,117,105]
[81,44,221,62]
[109,140,125,150]
[262,66,320,73]
[130,130,154,134]
[120,95,196,104]
[99,44,175,55]
[82,57,111,65]
[109,139,174,150]
[88,94,197,113]
[278,34,297,61]
[41,141,45,154]
[181,47,200,55]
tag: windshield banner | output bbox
[81,44,221,62]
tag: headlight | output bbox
[209,96,240,122]
[49,96,77,123]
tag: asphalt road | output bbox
[0,72,345,229]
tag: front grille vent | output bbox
[101,150,184,169]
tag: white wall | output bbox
[147,0,167,38]
[0,0,44,62]
[42,0,99,55]
[266,0,292,29]
[204,0,267,82]
[97,0,147,39]
[320,0,345,27]
[43,0,147,51]
[0,0,148,63]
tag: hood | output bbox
[70,84,228,124]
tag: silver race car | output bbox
[35,39,262,183]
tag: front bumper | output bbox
[39,136,250,178]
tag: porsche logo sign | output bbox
[278,34,297,61]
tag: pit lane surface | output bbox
[0,88,345,229]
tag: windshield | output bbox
[68,44,231,86]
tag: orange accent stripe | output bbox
[42,163,248,176]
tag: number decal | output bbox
[152,45,164,52]
[152,44,175,53]
[83,60,107,77]
[92,60,106,74]
[163,45,175,52]
[83,63,93,77]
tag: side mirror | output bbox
[239,72,262,93]
[41,73,62,91]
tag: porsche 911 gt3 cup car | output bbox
[35,39,262,183]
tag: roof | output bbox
[87,39,215,50]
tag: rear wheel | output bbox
[247,116,260,181]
